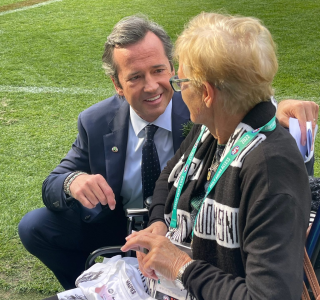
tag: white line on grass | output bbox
[0,0,62,16]
[0,85,110,95]
[278,96,320,103]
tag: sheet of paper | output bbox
[289,118,318,162]
[153,278,188,300]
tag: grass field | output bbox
[0,0,319,299]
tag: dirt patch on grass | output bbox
[0,0,53,12]
[0,290,46,300]
[0,291,11,300]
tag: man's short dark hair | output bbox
[102,15,174,88]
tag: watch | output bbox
[174,260,195,290]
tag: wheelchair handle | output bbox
[126,208,148,218]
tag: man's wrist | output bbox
[63,171,87,196]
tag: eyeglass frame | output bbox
[169,75,191,92]
[169,75,221,92]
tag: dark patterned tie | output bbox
[141,124,161,202]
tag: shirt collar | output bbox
[130,99,172,137]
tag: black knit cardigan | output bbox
[149,100,311,300]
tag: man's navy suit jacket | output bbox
[42,92,190,223]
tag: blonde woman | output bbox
[122,12,311,299]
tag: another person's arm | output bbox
[277,99,318,176]
[276,99,319,146]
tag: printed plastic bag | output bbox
[75,255,154,300]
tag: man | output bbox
[18,15,319,290]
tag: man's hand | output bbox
[121,232,192,281]
[276,99,319,147]
[69,174,116,209]
[126,221,168,277]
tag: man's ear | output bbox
[202,82,215,108]
[111,77,124,96]
[169,62,175,76]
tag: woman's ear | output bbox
[203,82,215,108]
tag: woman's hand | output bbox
[139,221,168,236]
[126,221,168,276]
[121,232,192,281]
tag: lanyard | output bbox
[169,116,276,234]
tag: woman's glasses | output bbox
[169,75,191,92]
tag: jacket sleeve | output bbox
[148,125,201,225]
[42,112,91,211]
[182,193,308,299]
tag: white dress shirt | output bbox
[120,100,174,210]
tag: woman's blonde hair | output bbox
[175,12,278,114]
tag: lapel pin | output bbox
[112,146,118,153]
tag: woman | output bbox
[122,12,311,299]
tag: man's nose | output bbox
[144,75,159,93]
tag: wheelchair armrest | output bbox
[126,208,148,218]
[85,246,123,270]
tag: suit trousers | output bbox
[18,207,127,290]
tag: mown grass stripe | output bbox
[0,85,109,95]
[0,0,62,16]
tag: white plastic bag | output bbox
[75,255,154,300]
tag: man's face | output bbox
[112,31,174,123]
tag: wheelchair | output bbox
[85,198,152,270]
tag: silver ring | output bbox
[314,118,316,122]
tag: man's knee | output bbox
[18,209,46,253]
[19,207,85,255]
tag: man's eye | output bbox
[155,69,165,73]
[128,76,140,82]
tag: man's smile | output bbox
[144,94,162,102]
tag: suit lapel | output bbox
[103,100,130,200]
[172,92,190,153]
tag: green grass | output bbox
[0,0,319,299]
